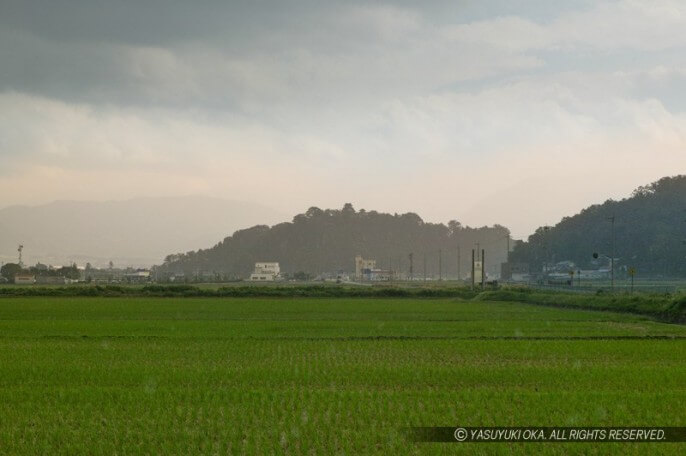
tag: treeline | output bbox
[1,284,684,323]
[509,175,686,277]
[157,204,511,278]
[0,284,480,299]
[0,263,80,280]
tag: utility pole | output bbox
[471,249,475,289]
[504,234,510,282]
[409,253,414,281]
[541,225,551,275]
[389,256,392,282]
[457,246,461,281]
[609,215,615,292]
[481,249,486,288]
[438,249,442,281]
[423,253,427,282]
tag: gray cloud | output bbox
[0,1,598,109]
[1,1,685,236]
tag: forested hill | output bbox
[158,204,511,278]
[509,176,686,276]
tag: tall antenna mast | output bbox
[17,245,24,268]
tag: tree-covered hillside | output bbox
[158,204,511,279]
[509,176,686,277]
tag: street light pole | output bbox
[609,215,615,292]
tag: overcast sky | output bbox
[1,0,685,238]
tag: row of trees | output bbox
[0,263,80,281]
[158,204,511,278]
[510,176,686,276]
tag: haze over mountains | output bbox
[3,175,685,277]
[0,197,286,267]
[157,175,686,279]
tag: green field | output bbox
[1,297,685,454]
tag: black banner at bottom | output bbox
[406,427,686,443]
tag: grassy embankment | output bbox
[478,288,686,324]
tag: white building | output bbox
[250,262,281,281]
[14,274,35,285]
[355,255,376,280]
[124,270,151,283]
[368,269,391,281]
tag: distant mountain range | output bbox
[0,197,286,267]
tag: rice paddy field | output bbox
[1,296,686,455]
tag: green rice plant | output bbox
[0,297,685,454]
